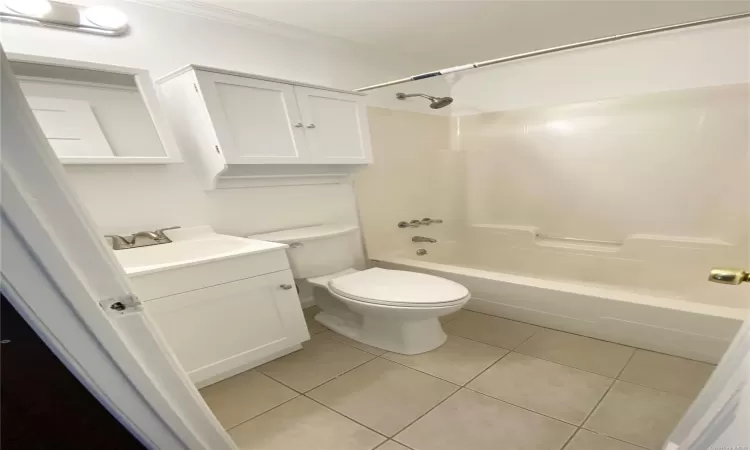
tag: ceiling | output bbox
[187,1,749,67]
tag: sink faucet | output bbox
[133,231,160,240]
[105,235,132,250]
[105,226,180,250]
[412,236,437,243]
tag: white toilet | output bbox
[249,225,470,355]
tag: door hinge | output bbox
[214,145,221,154]
[193,83,199,93]
[99,293,143,316]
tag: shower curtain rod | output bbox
[354,11,750,92]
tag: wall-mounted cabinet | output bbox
[9,53,181,165]
[158,65,372,189]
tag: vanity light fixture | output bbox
[4,0,52,17]
[1,1,129,36]
[82,5,128,31]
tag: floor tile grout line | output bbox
[303,352,379,393]
[463,308,719,365]
[311,310,700,405]
[259,348,377,396]
[332,329,703,399]
[389,385,464,442]
[445,331,630,382]
[223,394,300,433]
[576,349,638,434]
[388,351,523,447]
[607,379,697,401]
[459,332,620,428]
[373,355,463,387]
[510,325,540,351]
[461,384,591,428]
[572,427,653,450]
[558,425,581,450]
[303,317,698,401]
[302,393,392,441]
[462,309,640,351]
[320,306,716,365]
[318,316,645,396]
[375,440,415,450]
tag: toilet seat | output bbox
[328,268,470,308]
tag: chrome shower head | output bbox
[429,96,453,109]
[396,92,453,109]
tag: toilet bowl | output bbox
[310,268,469,354]
[249,225,470,355]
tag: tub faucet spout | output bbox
[412,236,437,243]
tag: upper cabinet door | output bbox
[195,70,308,164]
[294,87,372,164]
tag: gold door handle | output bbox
[708,268,750,285]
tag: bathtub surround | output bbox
[355,22,749,364]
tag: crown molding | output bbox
[129,0,373,50]
[126,0,442,70]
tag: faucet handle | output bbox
[154,226,180,240]
[398,221,420,228]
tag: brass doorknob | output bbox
[708,268,749,285]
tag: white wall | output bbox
[451,19,750,114]
[1,0,447,240]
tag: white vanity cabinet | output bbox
[125,239,310,388]
[157,65,372,189]
[145,269,306,387]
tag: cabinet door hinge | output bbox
[99,293,143,316]
[214,145,221,154]
[193,83,199,93]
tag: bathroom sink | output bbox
[114,226,287,276]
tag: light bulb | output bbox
[83,5,128,31]
[4,0,52,17]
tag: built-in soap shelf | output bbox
[533,233,623,252]
[471,224,737,256]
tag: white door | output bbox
[195,70,308,164]
[145,270,308,387]
[664,155,750,449]
[294,86,372,164]
[1,48,235,450]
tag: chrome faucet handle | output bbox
[154,226,180,240]
[105,234,132,250]
[133,231,160,240]
[398,221,420,228]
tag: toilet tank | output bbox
[248,225,360,278]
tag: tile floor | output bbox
[200,307,715,450]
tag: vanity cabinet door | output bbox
[195,70,309,164]
[144,270,308,387]
[294,86,372,164]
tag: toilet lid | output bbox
[328,268,469,307]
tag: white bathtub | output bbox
[373,243,744,364]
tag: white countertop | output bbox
[114,226,287,276]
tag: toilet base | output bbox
[315,310,448,355]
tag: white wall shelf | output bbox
[9,53,182,165]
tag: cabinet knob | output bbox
[294,122,304,128]
[280,284,293,290]
[306,124,316,129]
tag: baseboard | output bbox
[300,296,316,309]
